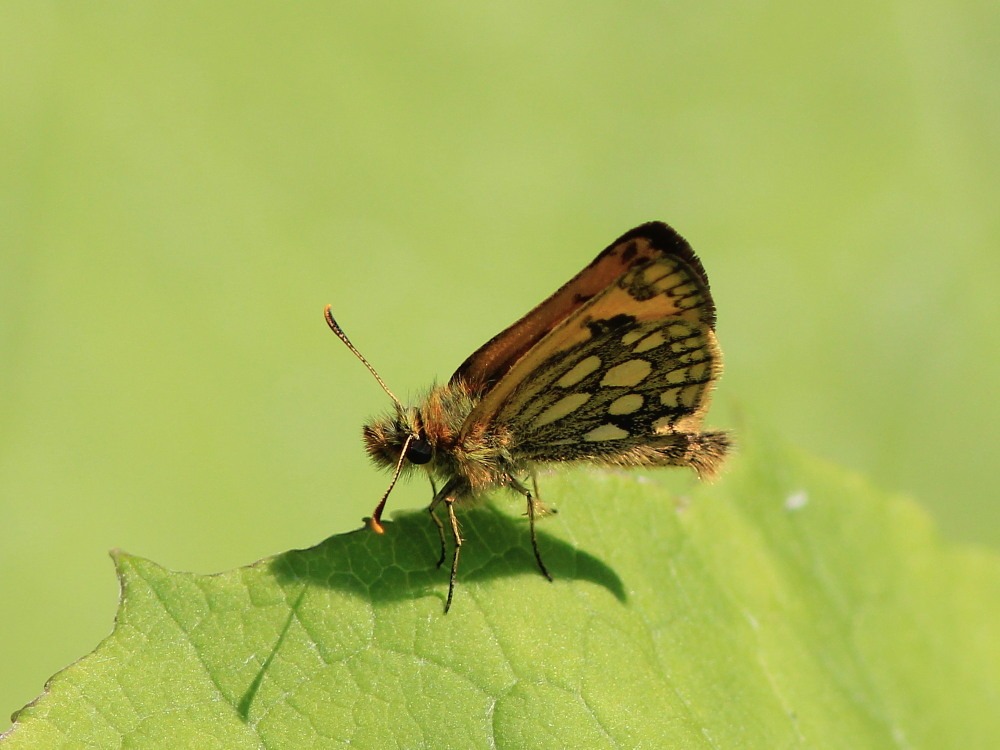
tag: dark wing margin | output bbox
[450,222,713,395]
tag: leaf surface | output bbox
[4,439,998,749]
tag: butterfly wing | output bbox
[451,222,714,393]
[454,222,728,477]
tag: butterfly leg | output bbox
[443,497,463,613]
[426,478,447,568]
[509,476,553,583]
[530,470,557,515]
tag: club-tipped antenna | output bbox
[366,433,414,534]
[324,305,403,409]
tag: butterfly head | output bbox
[325,305,435,533]
[362,406,434,470]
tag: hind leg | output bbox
[509,476,553,583]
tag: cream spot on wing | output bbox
[651,272,684,294]
[601,359,652,387]
[679,349,707,365]
[608,393,644,415]
[681,384,703,407]
[534,393,592,427]
[633,330,666,353]
[688,362,708,380]
[621,329,645,345]
[660,387,681,407]
[584,423,629,441]
[674,414,702,432]
[642,262,678,287]
[668,323,692,338]
[665,367,689,384]
[672,335,701,353]
[653,415,675,432]
[557,355,601,387]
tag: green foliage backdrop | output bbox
[1,0,997,733]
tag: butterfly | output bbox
[325,221,730,612]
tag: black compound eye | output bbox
[405,437,433,465]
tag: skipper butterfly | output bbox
[326,221,730,611]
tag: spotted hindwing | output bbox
[456,224,725,473]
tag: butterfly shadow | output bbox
[268,505,626,610]
[235,507,625,720]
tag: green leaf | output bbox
[4,437,998,749]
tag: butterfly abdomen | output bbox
[641,430,731,479]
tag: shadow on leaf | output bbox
[269,504,625,607]
[240,507,622,719]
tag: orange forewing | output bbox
[457,223,718,438]
[450,222,713,393]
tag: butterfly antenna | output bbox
[367,433,414,534]
[324,305,403,409]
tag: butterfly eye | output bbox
[405,437,433,465]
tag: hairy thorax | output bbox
[362,379,519,499]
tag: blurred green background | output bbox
[2,1,997,730]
